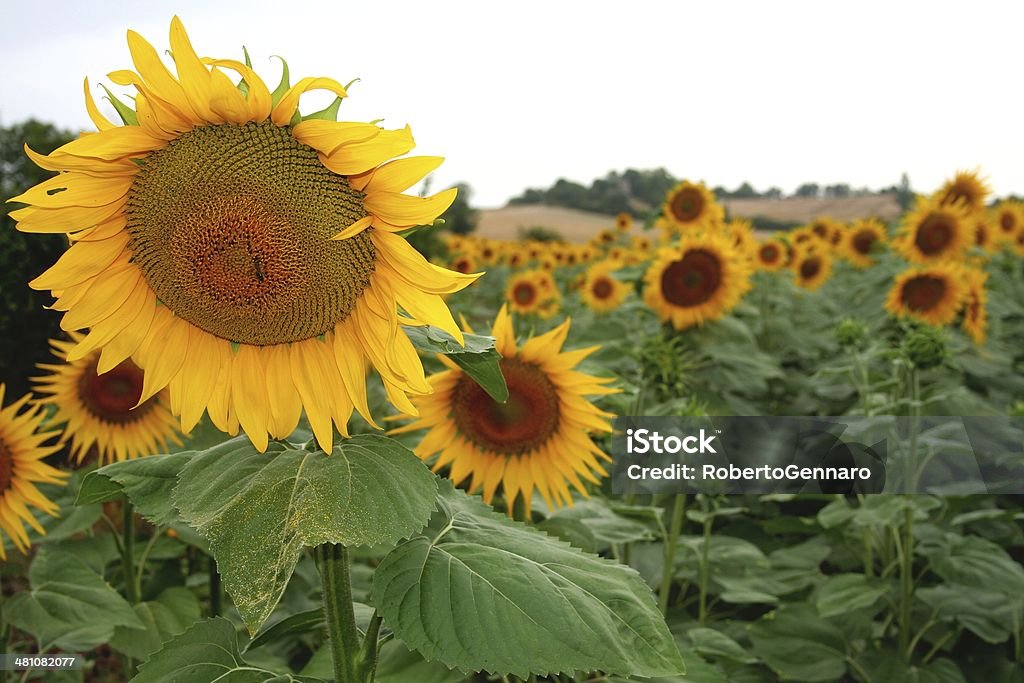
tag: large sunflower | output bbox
[33,335,183,464]
[393,307,617,512]
[0,384,67,560]
[662,180,724,233]
[895,197,970,264]
[9,18,478,452]
[843,218,887,268]
[885,264,967,326]
[643,233,750,330]
[580,260,630,313]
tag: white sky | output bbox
[2,0,1022,207]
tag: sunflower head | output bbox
[643,232,751,330]
[935,170,990,215]
[506,270,559,316]
[993,201,1023,241]
[793,247,833,290]
[895,197,970,264]
[662,180,725,233]
[900,325,949,370]
[616,212,633,232]
[393,307,618,512]
[843,218,888,267]
[960,268,988,345]
[580,261,630,313]
[0,384,67,560]
[10,18,480,453]
[755,238,786,271]
[885,263,967,327]
[33,334,183,464]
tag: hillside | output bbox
[476,194,903,243]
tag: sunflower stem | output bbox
[121,501,139,605]
[209,556,222,617]
[317,543,363,683]
[658,494,686,615]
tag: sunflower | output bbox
[580,261,630,313]
[643,232,751,330]
[793,247,833,290]
[992,201,1023,242]
[615,212,633,232]
[895,197,970,264]
[33,334,183,464]
[632,235,653,253]
[885,264,967,326]
[725,219,757,262]
[935,170,990,215]
[594,228,618,246]
[971,215,994,252]
[506,271,544,315]
[843,218,887,267]
[755,238,786,271]
[960,268,988,344]
[392,307,617,512]
[662,180,724,233]
[450,253,477,274]
[809,217,840,245]
[0,384,67,560]
[9,18,479,453]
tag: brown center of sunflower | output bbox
[453,258,472,273]
[512,281,538,306]
[975,224,988,246]
[0,435,12,491]
[1001,212,1017,233]
[591,276,614,299]
[78,357,158,424]
[914,215,954,255]
[126,121,376,346]
[661,249,722,307]
[901,275,946,312]
[799,256,821,280]
[812,223,829,239]
[853,230,877,255]
[451,358,560,455]
[760,244,779,263]
[669,188,705,223]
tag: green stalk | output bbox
[658,494,686,615]
[1,593,8,683]
[209,556,222,617]
[317,543,363,683]
[899,504,915,663]
[121,501,139,604]
[906,367,921,491]
[698,502,712,625]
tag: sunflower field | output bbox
[2,15,1024,683]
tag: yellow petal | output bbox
[136,314,190,405]
[390,278,464,345]
[491,305,517,357]
[208,67,249,124]
[291,120,380,155]
[271,77,348,126]
[126,29,197,122]
[264,344,302,439]
[177,324,224,433]
[23,144,137,177]
[67,273,149,363]
[332,323,379,429]
[329,215,373,240]
[10,173,133,209]
[68,215,129,242]
[371,231,480,294]
[83,78,116,131]
[30,230,130,290]
[168,16,217,122]
[520,318,572,362]
[52,125,165,161]
[364,187,456,229]
[204,58,273,122]
[231,345,270,452]
[319,126,415,176]
[59,260,139,331]
[357,156,444,193]
[96,288,156,374]
[289,339,340,452]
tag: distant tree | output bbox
[897,173,914,211]
[732,182,759,199]
[824,183,851,198]
[440,182,479,235]
[0,120,76,397]
[764,186,783,199]
[795,183,820,198]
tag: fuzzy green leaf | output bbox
[403,325,508,402]
[76,452,193,526]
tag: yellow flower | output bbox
[843,218,888,267]
[755,238,787,271]
[643,232,750,329]
[580,261,630,313]
[9,18,479,453]
[0,384,67,560]
[33,334,183,464]
[793,247,833,290]
[662,180,724,233]
[935,169,990,215]
[393,307,617,512]
[615,212,633,232]
[506,271,545,315]
[895,197,970,264]
[885,264,967,326]
[992,201,1023,243]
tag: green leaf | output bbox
[99,84,138,125]
[816,574,889,618]
[748,604,848,682]
[132,617,322,682]
[686,627,758,665]
[246,609,324,652]
[110,587,202,661]
[2,548,143,651]
[269,56,291,107]
[172,435,438,633]
[76,452,193,526]
[373,482,685,679]
[403,325,509,402]
[917,584,1021,644]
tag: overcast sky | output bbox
[2,1,1021,207]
